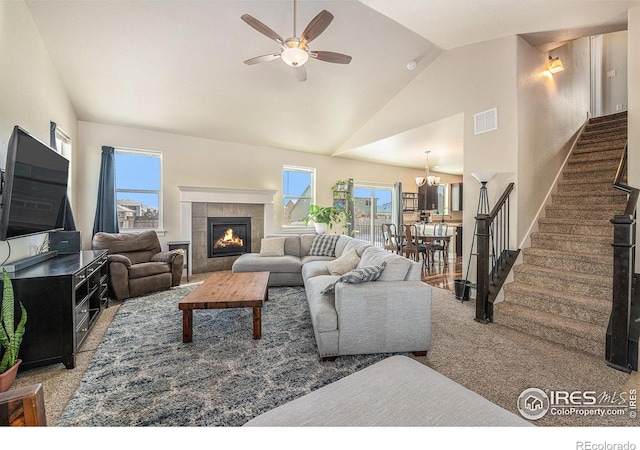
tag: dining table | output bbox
[413,223,453,265]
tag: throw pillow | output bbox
[259,237,285,257]
[326,248,361,276]
[309,234,340,257]
[321,262,386,294]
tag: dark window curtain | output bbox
[50,121,77,231]
[394,182,403,227]
[92,146,119,235]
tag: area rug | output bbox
[58,284,400,426]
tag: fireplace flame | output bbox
[214,228,244,248]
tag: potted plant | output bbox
[0,268,27,392]
[302,204,347,234]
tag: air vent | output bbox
[474,107,498,135]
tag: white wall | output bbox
[0,1,78,264]
[516,37,591,247]
[629,7,640,272]
[76,121,421,249]
[603,31,629,115]
[337,36,521,281]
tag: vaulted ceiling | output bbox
[25,0,640,173]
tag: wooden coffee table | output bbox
[178,271,269,343]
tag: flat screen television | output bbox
[0,126,70,240]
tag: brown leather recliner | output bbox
[91,230,184,300]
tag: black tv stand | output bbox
[2,250,58,273]
[5,250,109,370]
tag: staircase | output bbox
[493,112,628,357]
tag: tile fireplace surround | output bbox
[178,186,277,276]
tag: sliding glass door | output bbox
[352,185,395,245]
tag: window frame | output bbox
[114,147,164,235]
[282,165,316,230]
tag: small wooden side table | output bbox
[0,383,47,426]
[168,241,190,282]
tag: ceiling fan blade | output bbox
[311,51,352,64]
[300,10,333,44]
[293,65,307,82]
[244,53,281,65]
[241,14,284,45]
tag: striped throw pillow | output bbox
[321,262,386,294]
[309,234,340,257]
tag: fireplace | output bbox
[207,217,251,258]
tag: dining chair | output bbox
[381,223,401,254]
[401,224,428,266]
[429,222,449,265]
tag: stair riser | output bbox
[537,222,613,237]
[512,270,612,302]
[503,286,609,327]
[569,150,624,164]
[530,236,613,256]
[545,207,621,220]
[562,170,617,181]
[557,183,618,194]
[523,253,613,277]
[551,194,626,206]
[584,122,627,133]
[493,309,604,357]
[564,160,620,171]
[576,139,626,150]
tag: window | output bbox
[282,165,315,227]
[54,126,73,200]
[115,149,162,232]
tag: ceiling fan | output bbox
[241,0,352,82]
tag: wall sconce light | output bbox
[416,150,440,187]
[548,56,564,74]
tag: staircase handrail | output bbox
[488,183,515,218]
[607,141,639,372]
[613,143,639,213]
[475,182,519,323]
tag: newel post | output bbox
[475,213,491,323]
[607,213,635,371]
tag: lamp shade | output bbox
[471,172,496,183]
[416,176,426,187]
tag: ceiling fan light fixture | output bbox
[281,46,309,67]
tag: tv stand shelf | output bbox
[5,250,109,370]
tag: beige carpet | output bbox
[12,283,638,427]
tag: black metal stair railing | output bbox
[607,143,639,373]
[475,182,520,323]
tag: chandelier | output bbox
[416,150,440,187]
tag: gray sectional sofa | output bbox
[232,233,432,359]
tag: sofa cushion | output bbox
[309,234,340,257]
[335,236,369,257]
[232,253,302,273]
[321,263,386,294]
[305,275,340,332]
[301,260,331,280]
[358,247,412,282]
[301,255,334,265]
[326,248,360,276]
[259,237,286,257]
[266,234,301,257]
[300,234,317,257]
[128,262,171,279]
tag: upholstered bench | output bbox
[244,355,533,426]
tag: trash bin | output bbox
[454,279,471,301]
